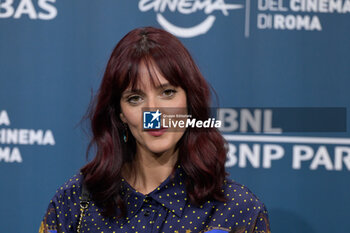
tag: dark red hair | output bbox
[81,27,228,217]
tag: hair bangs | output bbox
[119,55,181,94]
[148,46,184,89]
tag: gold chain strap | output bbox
[77,200,89,233]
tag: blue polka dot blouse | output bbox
[39,165,270,233]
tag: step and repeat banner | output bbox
[1,0,349,232]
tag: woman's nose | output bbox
[145,96,160,110]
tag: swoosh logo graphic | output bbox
[157,13,216,38]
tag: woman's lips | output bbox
[146,128,167,137]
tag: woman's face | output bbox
[120,62,187,155]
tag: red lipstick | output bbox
[146,128,167,137]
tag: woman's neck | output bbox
[122,144,179,195]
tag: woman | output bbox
[39,27,270,233]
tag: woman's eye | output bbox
[162,89,177,97]
[127,95,143,104]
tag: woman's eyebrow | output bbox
[122,89,143,96]
[122,83,173,96]
[156,83,173,89]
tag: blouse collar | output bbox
[120,164,187,220]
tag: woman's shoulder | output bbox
[223,178,263,199]
[215,177,268,218]
[49,172,84,205]
[206,178,270,232]
[40,173,86,232]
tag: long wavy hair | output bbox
[81,27,228,218]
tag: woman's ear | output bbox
[120,112,127,123]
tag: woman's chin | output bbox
[147,145,173,155]
[144,140,175,155]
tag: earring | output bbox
[123,124,128,143]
